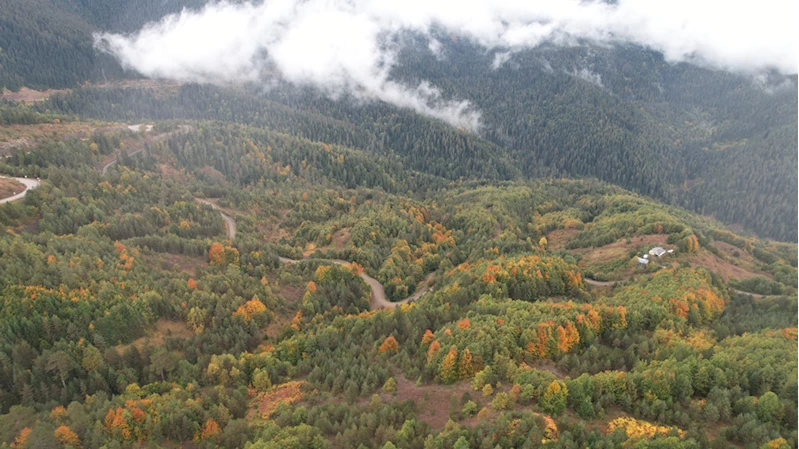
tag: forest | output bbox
[0,97,795,448]
[1,0,797,241]
[0,1,796,446]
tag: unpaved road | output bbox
[102,148,145,174]
[100,125,191,174]
[279,256,434,310]
[728,288,785,300]
[583,278,620,287]
[584,276,790,300]
[0,176,40,204]
[196,198,236,240]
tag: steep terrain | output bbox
[0,106,795,448]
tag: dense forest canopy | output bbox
[0,98,796,448]
[0,1,797,448]
[3,4,793,240]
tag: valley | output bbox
[0,2,796,447]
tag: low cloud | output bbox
[95,0,797,129]
[572,68,603,88]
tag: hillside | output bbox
[0,104,796,448]
[0,2,796,447]
[1,0,796,241]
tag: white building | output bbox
[649,247,667,257]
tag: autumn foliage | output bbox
[427,341,441,362]
[54,425,81,447]
[421,329,435,345]
[233,298,268,323]
[209,241,240,266]
[11,428,31,448]
[440,347,459,384]
[458,348,475,379]
[378,336,399,354]
[607,416,685,439]
[198,418,221,440]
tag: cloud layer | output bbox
[96,0,798,129]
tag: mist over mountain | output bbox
[0,2,797,448]
[0,0,796,239]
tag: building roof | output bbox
[637,257,650,264]
[649,247,667,257]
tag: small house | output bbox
[648,247,667,257]
[637,257,650,265]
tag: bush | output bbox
[491,392,511,411]
[462,401,478,417]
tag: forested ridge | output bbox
[0,100,796,448]
[0,2,797,447]
[2,0,796,240]
[28,64,798,241]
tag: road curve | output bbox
[194,194,435,310]
[101,148,145,175]
[279,256,433,310]
[584,277,789,300]
[728,288,783,300]
[0,176,40,204]
[583,278,620,287]
[100,124,192,174]
[195,198,236,240]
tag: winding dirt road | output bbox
[279,256,434,310]
[100,124,192,174]
[584,276,788,300]
[0,176,40,204]
[196,198,236,240]
[583,278,620,287]
[101,148,146,175]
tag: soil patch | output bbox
[689,249,771,282]
[528,360,568,379]
[0,178,24,200]
[1,87,69,102]
[116,318,193,354]
[576,234,668,265]
[159,164,192,184]
[331,228,351,250]
[547,229,579,250]
[386,376,475,430]
[0,122,98,156]
[158,253,208,274]
[198,166,227,183]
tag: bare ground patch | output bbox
[1,87,69,102]
[688,249,772,282]
[0,178,24,200]
[382,376,475,430]
[575,234,669,265]
[198,166,228,183]
[146,252,208,275]
[332,227,351,250]
[547,229,579,250]
[116,318,193,354]
[0,122,99,156]
[527,360,568,379]
[159,164,192,184]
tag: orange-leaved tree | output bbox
[379,336,399,354]
[54,425,81,447]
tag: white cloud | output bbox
[572,68,604,88]
[95,0,798,129]
[491,51,513,70]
